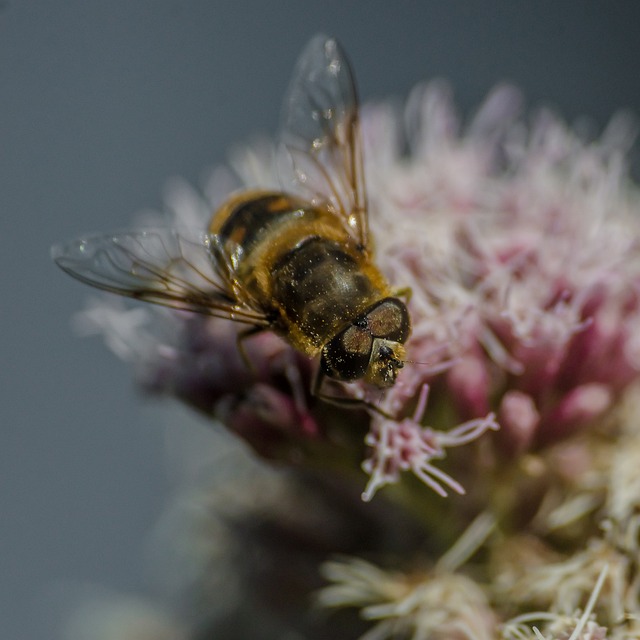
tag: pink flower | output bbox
[75,82,640,503]
[66,77,640,640]
[362,384,498,501]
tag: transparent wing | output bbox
[279,34,369,250]
[52,229,269,325]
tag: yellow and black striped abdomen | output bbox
[208,190,391,355]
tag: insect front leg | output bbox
[393,286,412,303]
[311,368,395,419]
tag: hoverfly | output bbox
[52,35,411,411]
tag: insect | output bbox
[52,35,411,411]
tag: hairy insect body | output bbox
[210,190,409,388]
[210,190,390,352]
[53,35,412,402]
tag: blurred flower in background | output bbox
[67,80,640,639]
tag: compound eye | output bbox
[366,299,410,343]
[321,325,372,381]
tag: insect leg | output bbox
[236,325,269,372]
[311,368,395,419]
[393,286,413,303]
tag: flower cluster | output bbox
[68,80,640,639]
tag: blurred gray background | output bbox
[2,2,640,638]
